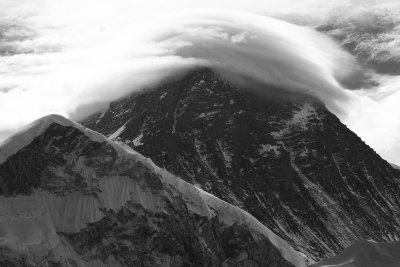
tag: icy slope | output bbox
[311,240,400,267]
[0,115,308,266]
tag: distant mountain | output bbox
[0,115,308,266]
[83,68,400,261]
[312,240,400,267]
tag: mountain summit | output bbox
[84,68,400,261]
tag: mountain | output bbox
[83,68,400,261]
[0,114,308,266]
[316,13,400,76]
[312,240,400,267]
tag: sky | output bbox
[1,0,400,164]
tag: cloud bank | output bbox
[160,12,356,109]
[1,0,400,164]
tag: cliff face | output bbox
[84,68,400,261]
[0,115,307,267]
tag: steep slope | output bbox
[83,68,400,261]
[0,114,308,266]
[312,240,400,267]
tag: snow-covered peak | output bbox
[0,114,67,165]
[0,113,168,180]
[0,114,142,166]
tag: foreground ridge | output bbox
[0,114,308,266]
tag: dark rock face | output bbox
[66,200,292,267]
[83,68,400,260]
[0,118,300,266]
[0,123,118,197]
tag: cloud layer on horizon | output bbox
[1,0,400,164]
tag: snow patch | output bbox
[291,103,315,124]
[271,104,318,138]
[108,121,128,140]
[131,132,144,146]
[95,109,107,124]
[197,110,219,119]
[216,139,232,167]
[259,144,280,155]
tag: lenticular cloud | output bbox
[153,12,357,113]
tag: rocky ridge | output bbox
[0,114,308,266]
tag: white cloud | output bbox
[0,0,400,164]
[156,12,356,111]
